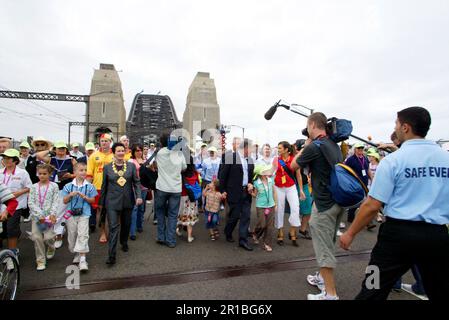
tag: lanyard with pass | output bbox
[2,167,16,186]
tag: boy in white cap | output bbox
[18,141,31,170]
[70,143,84,160]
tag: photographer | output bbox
[291,112,345,300]
[154,131,187,248]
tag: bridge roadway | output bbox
[16,201,417,300]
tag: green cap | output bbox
[85,142,95,151]
[72,142,79,148]
[354,142,365,149]
[253,164,273,180]
[1,149,20,159]
[19,141,31,149]
[54,141,68,149]
[367,151,380,160]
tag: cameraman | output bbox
[154,131,187,248]
[291,112,344,300]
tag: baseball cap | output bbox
[72,142,80,148]
[54,141,68,149]
[0,149,20,159]
[354,142,365,149]
[19,141,31,149]
[85,142,96,151]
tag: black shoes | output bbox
[298,230,312,240]
[226,237,235,243]
[130,235,136,241]
[239,242,253,251]
[106,256,116,265]
[121,244,129,252]
[89,225,96,233]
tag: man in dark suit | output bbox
[219,138,255,251]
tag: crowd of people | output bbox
[0,106,448,300]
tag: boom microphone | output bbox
[264,100,281,120]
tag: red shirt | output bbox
[182,173,200,196]
[273,155,296,188]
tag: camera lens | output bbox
[302,128,309,138]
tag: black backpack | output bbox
[139,152,158,190]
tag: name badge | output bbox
[362,170,367,177]
[281,176,287,184]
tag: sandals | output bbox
[210,234,216,241]
[252,233,260,244]
[99,237,107,244]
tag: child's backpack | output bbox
[313,139,368,209]
[183,174,202,203]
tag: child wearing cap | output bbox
[18,141,31,170]
[0,149,32,255]
[249,164,277,252]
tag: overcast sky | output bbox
[1,0,448,148]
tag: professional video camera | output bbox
[301,117,353,143]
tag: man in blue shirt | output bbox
[340,107,449,300]
[344,142,376,229]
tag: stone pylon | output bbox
[182,72,221,148]
[86,63,126,143]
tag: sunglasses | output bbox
[35,143,46,147]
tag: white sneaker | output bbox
[73,254,80,264]
[401,284,429,300]
[5,257,15,271]
[307,291,339,300]
[176,228,182,236]
[307,272,325,291]
[46,246,56,260]
[55,239,63,249]
[339,222,346,229]
[337,230,343,237]
[79,260,89,272]
[23,217,31,223]
[188,236,195,243]
[36,262,46,271]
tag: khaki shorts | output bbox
[309,203,346,269]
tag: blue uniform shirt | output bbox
[62,179,98,217]
[369,139,449,225]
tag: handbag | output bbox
[139,151,158,190]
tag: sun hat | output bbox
[253,164,273,180]
[32,136,52,148]
[208,146,218,153]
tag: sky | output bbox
[1,0,449,148]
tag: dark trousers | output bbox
[224,191,252,244]
[107,207,132,258]
[355,218,449,300]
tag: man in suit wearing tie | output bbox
[219,138,255,251]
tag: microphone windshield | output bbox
[264,105,278,120]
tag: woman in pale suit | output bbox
[100,142,142,265]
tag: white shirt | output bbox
[256,156,273,166]
[155,147,187,193]
[238,151,249,186]
[0,166,32,210]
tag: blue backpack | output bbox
[185,181,202,202]
[313,140,368,209]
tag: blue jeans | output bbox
[130,189,148,237]
[155,189,181,246]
